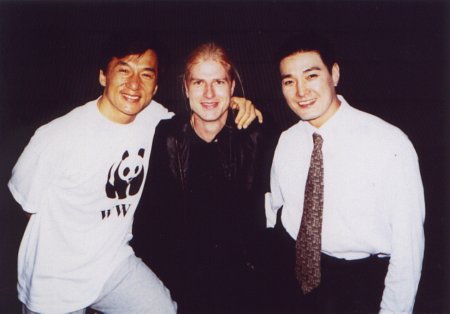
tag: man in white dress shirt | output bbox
[266,34,425,313]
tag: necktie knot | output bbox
[312,133,323,149]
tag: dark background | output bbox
[0,0,448,312]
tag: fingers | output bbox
[237,100,255,129]
[231,97,246,128]
[255,109,264,124]
[230,96,242,110]
[231,96,264,129]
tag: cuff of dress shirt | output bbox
[379,308,410,314]
[265,192,277,228]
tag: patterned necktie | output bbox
[295,132,324,294]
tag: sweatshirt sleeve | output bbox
[8,127,63,214]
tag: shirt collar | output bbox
[303,94,350,138]
[191,110,235,144]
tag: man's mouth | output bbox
[123,94,140,102]
[201,102,218,109]
[297,99,315,107]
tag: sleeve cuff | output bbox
[265,192,277,228]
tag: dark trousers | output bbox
[176,244,267,314]
[266,223,389,313]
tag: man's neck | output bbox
[97,96,135,124]
[191,114,227,143]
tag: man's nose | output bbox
[296,82,307,97]
[126,74,140,90]
[203,83,215,98]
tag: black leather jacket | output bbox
[164,114,266,196]
[132,111,276,303]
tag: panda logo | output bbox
[106,148,145,200]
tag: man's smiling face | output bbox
[98,49,159,124]
[280,51,340,128]
[186,58,235,125]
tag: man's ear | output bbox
[231,80,236,95]
[184,81,189,98]
[99,70,106,87]
[152,85,159,97]
[331,63,340,87]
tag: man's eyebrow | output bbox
[303,66,321,73]
[189,77,229,81]
[281,66,322,79]
[281,73,293,80]
[143,67,157,73]
[116,61,157,73]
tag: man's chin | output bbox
[194,115,221,123]
[298,112,319,121]
[121,104,146,115]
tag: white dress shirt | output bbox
[266,95,425,313]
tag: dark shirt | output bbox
[132,112,276,312]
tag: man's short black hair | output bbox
[98,31,166,75]
[276,31,338,73]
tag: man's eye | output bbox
[142,73,154,79]
[282,80,294,86]
[215,80,226,85]
[307,73,318,79]
[192,81,203,86]
[118,68,129,74]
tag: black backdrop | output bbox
[0,1,448,312]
